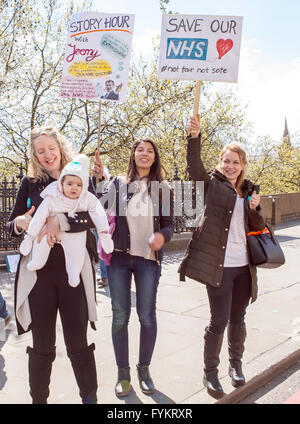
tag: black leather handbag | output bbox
[247,224,285,268]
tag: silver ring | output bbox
[51,236,56,242]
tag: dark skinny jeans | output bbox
[206,265,252,334]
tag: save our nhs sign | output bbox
[159,14,243,83]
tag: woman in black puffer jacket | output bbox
[179,115,266,399]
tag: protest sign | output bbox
[60,11,135,103]
[158,14,243,83]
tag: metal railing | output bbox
[0,177,21,250]
[0,170,192,251]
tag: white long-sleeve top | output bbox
[224,195,249,267]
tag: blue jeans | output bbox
[92,229,108,279]
[100,259,108,279]
[107,251,161,368]
[0,291,9,319]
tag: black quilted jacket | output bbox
[178,136,266,302]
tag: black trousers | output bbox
[28,244,89,355]
[206,265,252,334]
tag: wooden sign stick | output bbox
[193,80,202,118]
[96,100,102,187]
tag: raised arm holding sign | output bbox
[160,14,267,402]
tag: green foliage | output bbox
[247,136,300,194]
[83,56,250,181]
[0,0,91,172]
[0,0,250,182]
[159,0,171,13]
[0,0,37,82]
[0,0,298,196]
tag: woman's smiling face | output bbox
[219,149,243,186]
[33,135,62,179]
[134,141,156,173]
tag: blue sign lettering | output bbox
[166,38,208,60]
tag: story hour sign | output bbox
[158,14,243,83]
[60,11,135,102]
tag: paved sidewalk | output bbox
[284,388,300,404]
[0,220,300,404]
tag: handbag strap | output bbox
[247,228,269,236]
[247,223,276,243]
[264,223,276,243]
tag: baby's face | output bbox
[62,175,83,199]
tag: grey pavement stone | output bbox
[0,220,300,404]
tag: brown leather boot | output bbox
[203,327,224,399]
[228,322,246,387]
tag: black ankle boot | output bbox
[203,327,224,399]
[27,346,56,404]
[68,343,98,404]
[228,323,246,387]
[137,364,155,394]
[115,367,132,397]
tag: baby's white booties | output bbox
[19,235,33,256]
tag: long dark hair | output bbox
[126,139,166,186]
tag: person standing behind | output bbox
[97,166,111,288]
[93,140,174,397]
[7,126,100,404]
[0,292,11,340]
[179,115,266,399]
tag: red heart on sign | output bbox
[216,39,233,59]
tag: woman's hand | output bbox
[148,232,165,251]
[15,206,35,232]
[249,191,260,210]
[37,215,61,248]
[187,114,200,138]
[92,150,104,179]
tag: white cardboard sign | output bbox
[158,14,243,83]
[60,11,135,102]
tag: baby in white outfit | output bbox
[20,154,113,287]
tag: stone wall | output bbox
[260,192,300,225]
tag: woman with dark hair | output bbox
[93,139,174,397]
